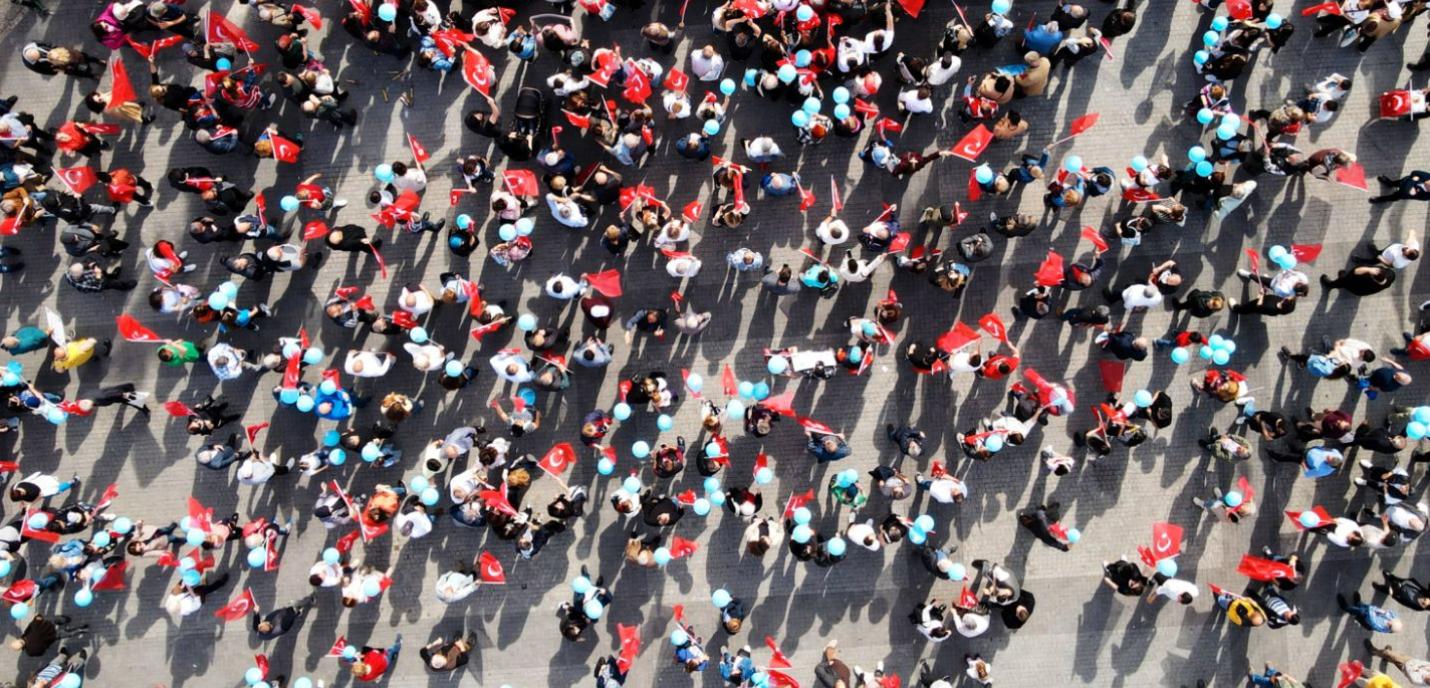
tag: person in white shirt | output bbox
[545,274,582,300]
[398,283,436,316]
[652,220,691,249]
[471,7,508,47]
[836,36,867,73]
[690,45,725,81]
[434,566,480,604]
[574,336,614,367]
[546,192,588,228]
[420,427,480,476]
[666,253,703,279]
[916,473,969,504]
[1359,238,1422,270]
[727,248,764,272]
[546,71,589,97]
[236,449,294,486]
[1119,284,1164,311]
[1147,576,1199,604]
[926,53,961,86]
[390,162,427,194]
[489,350,534,383]
[394,502,434,540]
[838,251,886,283]
[207,343,254,381]
[404,342,449,372]
[845,517,881,552]
[345,350,396,378]
[309,559,346,587]
[663,90,692,119]
[897,85,934,115]
[816,213,851,245]
[340,565,392,607]
[1324,517,1365,548]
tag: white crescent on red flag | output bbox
[478,551,506,583]
[462,48,495,95]
[948,125,993,162]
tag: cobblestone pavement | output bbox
[0,0,1428,686]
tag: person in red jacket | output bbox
[349,635,401,682]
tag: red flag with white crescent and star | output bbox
[479,551,506,583]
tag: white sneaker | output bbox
[333,198,349,209]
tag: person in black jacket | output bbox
[251,597,315,640]
[1372,569,1430,611]
[8,615,87,657]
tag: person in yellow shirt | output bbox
[50,337,110,373]
[1360,671,1403,688]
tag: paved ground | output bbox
[0,0,1428,686]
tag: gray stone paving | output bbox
[0,0,1428,686]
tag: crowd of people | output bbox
[0,0,1427,685]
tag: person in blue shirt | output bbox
[805,428,851,463]
[1,326,49,355]
[1023,21,1065,55]
[718,646,756,685]
[1339,591,1404,634]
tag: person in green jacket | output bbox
[1,326,50,355]
[157,339,202,367]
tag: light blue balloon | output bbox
[1188,146,1207,163]
[793,507,812,525]
[215,57,232,71]
[362,578,383,598]
[294,679,314,688]
[375,163,395,182]
[1211,16,1228,31]
[832,87,851,104]
[408,326,428,344]
[444,360,464,378]
[420,487,440,506]
[726,400,746,417]
[1413,407,1430,425]
[693,498,711,516]
[409,475,429,493]
[362,444,381,462]
[949,562,966,580]
[571,575,592,595]
[517,313,538,332]
[498,224,517,242]
[719,78,736,96]
[656,414,674,431]
[1194,50,1210,65]
[26,513,47,530]
[323,430,341,447]
[1266,13,1283,29]
[177,557,195,572]
[1133,390,1154,408]
[207,292,229,311]
[767,357,789,375]
[991,0,1011,14]
[703,477,721,494]
[328,449,346,466]
[703,119,721,137]
[279,388,300,405]
[597,458,615,475]
[791,524,813,543]
[1273,254,1296,270]
[73,587,93,608]
[708,491,726,507]
[456,214,472,229]
[632,441,650,458]
[795,50,812,68]
[914,515,935,532]
[1216,126,1237,140]
[778,64,797,84]
[57,673,80,688]
[790,110,809,128]
[802,97,821,114]
[319,380,337,395]
[1195,160,1214,177]
[1196,109,1214,125]
[181,569,201,587]
[92,531,111,548]
[247,548,266,569]
[795,4,814,21]
[833,103,851,120]
[302,347,324,365]
[219,281,239,298]
[755,467,774,484]
[752,382,770,401]
[1407,422,1427,440]
[907,528,927,545]
[705,442,722,458]
[296,395,315,413]
[669,627,687,645]
[279,196,300,213]
[185,529,206,546]
[975,166,994,184]
[113,517,133,534]
[613,402,632,421]
[246,668,264,685]
[744,69,758,87]
[323,547,341,564]
[1063,155,1083,173]
[826,537,846,556]
[737,381,754,398]
[1203,30,1219,46]
[583,599,604,620]
[515,217,535,235]
[985,434,1005,452]
[1171,348,1190,364]
[711,589,732,608]
[342,645,358,660]
[377,2,397,21]
[623,476,642,494]
[9,602,27,620]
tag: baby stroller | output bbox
[512,87,547,138]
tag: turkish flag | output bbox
[1244,248,1262,276]
[125,37,154,59]
[1080,226,1109,252]
[207,11,260,52]
[163,401,195,417]
[92,561,128,591]
[1334,163,1367,191]
[1236,475,1256,504]
[1286,506,1333,530]
[1236,554,1294,582]
[1150,521,1183,561]
[676,489,697,506]
[1226,0,1252,18]
[214,588,257,622]
[2,579,37,603]
[1291,243,1324,263]
[292,4,323,28]
[302,220,329,241]
[936,321,981,353]
[106,55,139,111]
[116,314,161,342]
[616,624,641,673]
[188,497,213,531]
[327,636,349,657]
[563,109,591,130]
[281,354,301,390]
[1380,91,1412,118]
[55,167,97,194]
[590,50,620,87]
[462,48,494,95]
[255,654,270,680]
[264,530,280,571]
[1337,661,1365,688]
[762,388,797,417]
[978,313,1009,343]
[1121,187,1164,203]
[967,168,983,202]
[623,62,652,104]
[269,135,301,163]
[798,183,816,212]
[664,68,690,93]
[478,551,506,583]
[896,0,925,17]
[503,169,538,197]
[829,177,844,213]
[582,269,623,298]
[782,489,815,519]
[245,422,269,446]
[949,125,994,162]
[853,98,880,121]
[538,442,577,475]
[479,488,518,517]
[797,416,838,436]
[1098,360,1126,393]
[335,529,360,555]
[19,511,59,543]
[1066,113,1100,138]
[429,28,474,58]
[1302,0,1342,15]
[1034,250,1066,287]
[669,536,699,559]
[765,636,793,669]
[407,134,430,164]
[768,670,800,688]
